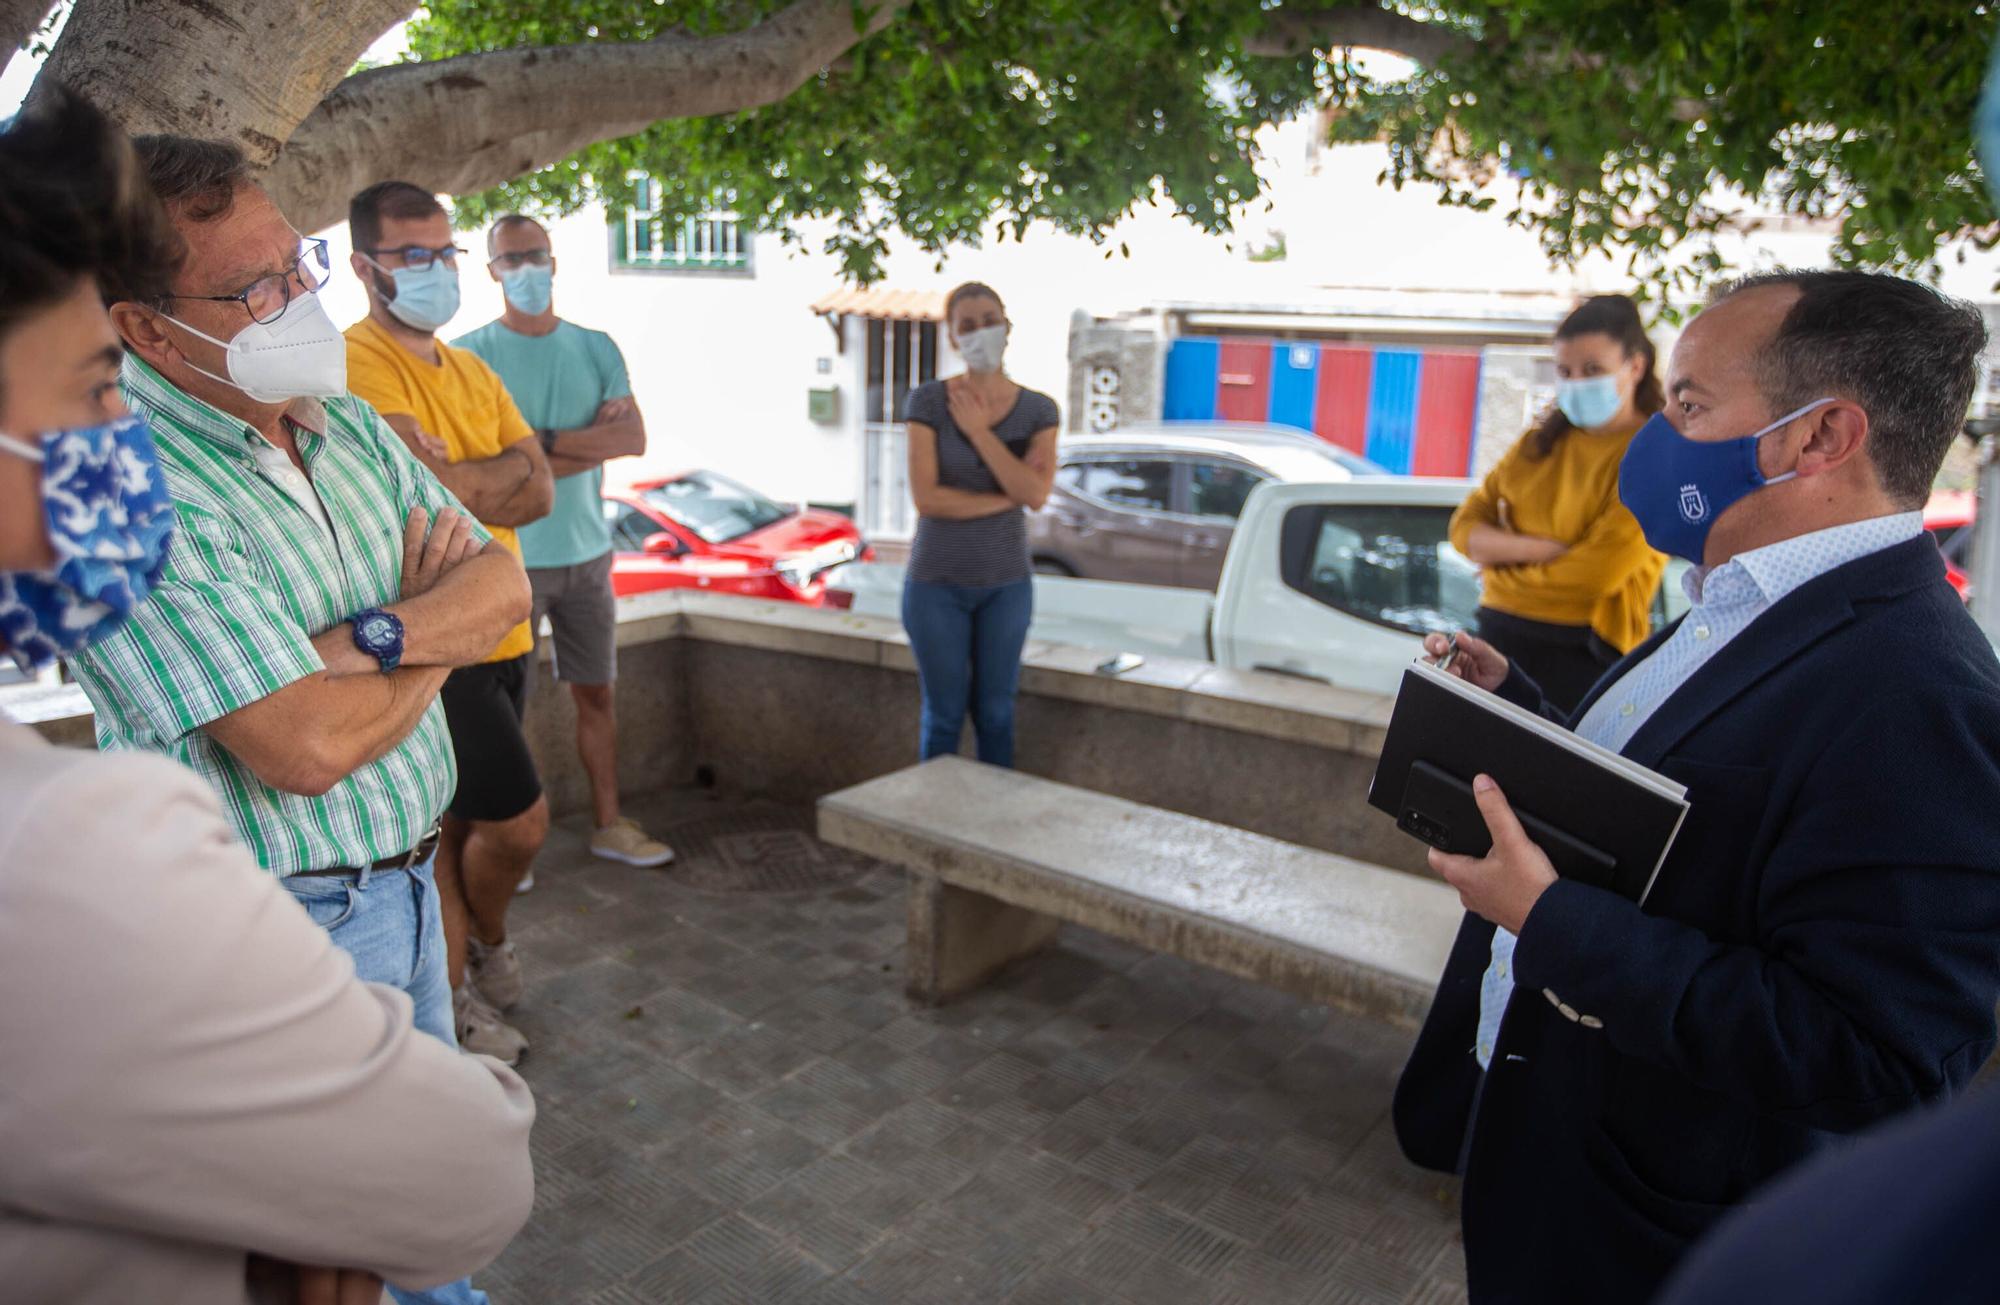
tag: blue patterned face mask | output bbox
[0,414,175,671]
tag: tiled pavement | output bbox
[480,789,1466,1304]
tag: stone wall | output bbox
[27,591,1428,878]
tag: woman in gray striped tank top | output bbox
[900,283,1061,766]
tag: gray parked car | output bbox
[1027,422,1388,590]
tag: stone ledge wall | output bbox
[26,591,1425,876]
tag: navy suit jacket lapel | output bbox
[1614,536,1942,772]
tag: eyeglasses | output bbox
[363,243,466,272]
[489,249,552,271]
[166,237,330,325]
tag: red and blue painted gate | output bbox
[1163,337,1482,476]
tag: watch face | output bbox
[361,616,391,645]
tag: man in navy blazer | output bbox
[1400,270,2000,1303]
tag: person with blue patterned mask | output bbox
[0,87,534,1305]
[0,109,177,672]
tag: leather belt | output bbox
[291,827,442,878]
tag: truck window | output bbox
[1280,503,1481,636]
[1189,462,1268,521]
[1072,459,1173,513]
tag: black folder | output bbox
[1366,660,1690,905]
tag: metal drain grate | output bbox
[663,804,877,893]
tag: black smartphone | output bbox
[1397,759,1619,889]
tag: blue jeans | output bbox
[283,858,488,1305]
[901,577,1034,767]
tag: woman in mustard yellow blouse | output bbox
[1450,295,1668,712]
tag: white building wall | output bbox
[305,121,2000,516]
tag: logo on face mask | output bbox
[1678,485,1709,524]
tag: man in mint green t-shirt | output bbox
[455,214,675,872]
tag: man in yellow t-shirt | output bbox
[344,180,555,1067]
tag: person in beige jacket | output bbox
[0,90,535,1305]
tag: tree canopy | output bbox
[15,0,1997,292]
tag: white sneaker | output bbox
[467,935,524,1011]
[453,985,528,1065]
[590,818,676,868]
[516,869,535,893]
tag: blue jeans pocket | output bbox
[282,877,358,932]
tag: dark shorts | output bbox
[440,654,543,823]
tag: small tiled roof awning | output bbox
[810,287,946,321]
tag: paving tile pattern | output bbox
[479,790,1466,1303]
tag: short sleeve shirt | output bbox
[345,316,536,661]
[452,319,631,570]
[67,355,483,874]
[905,380,1061,587]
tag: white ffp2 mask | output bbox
[163,290,348,404]
[958,324,1008,374]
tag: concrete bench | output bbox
[818,757,1463,1028]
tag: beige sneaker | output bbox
[590,818,676,868]
[453,985,528,1065]
[467,935,524,1011]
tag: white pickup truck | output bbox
[831,477,1692,696]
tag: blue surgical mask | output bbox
[1556,375,1623,430]
[0,413,176,671]
[365,256,461,333]
[1617,397,1834,563]
[500,264,553,316]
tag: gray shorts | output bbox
[529,550,618,685]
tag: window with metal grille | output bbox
[613,175,752,273]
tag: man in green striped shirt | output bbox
[76,137,532,1305]
[72,143,531,1060]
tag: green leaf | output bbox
[402,0,1999,290]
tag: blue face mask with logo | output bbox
[367,256,462,333]
[0,413,176,672]
[1556,375,1624,430]
[500,264,554,316]
[1617,397,1833,564]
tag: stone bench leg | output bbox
[906,873,1061,1005]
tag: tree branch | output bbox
[2,0,54,59]
[1249,7,1707,121]
[265,0,913,233]
[1243,4,1475,64]
[31,0,412,159]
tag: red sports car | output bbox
[602,471,872,605]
